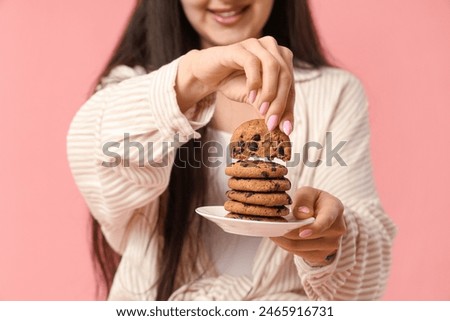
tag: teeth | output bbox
[217,11,238,17]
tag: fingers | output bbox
[310,191,345,235]
[220,44,262,94]
[270,236,339,266]
[291,186,346,239]
[271,186,346,266]
[192,37,294,130]
[271,236,340,252]
[240,38,281,111]
[278,47,295,135]
[239,36,294,134]
[257,39,294,133]
[291,186,318,220]
[223,37,294,135]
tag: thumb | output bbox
[291,186,318,220]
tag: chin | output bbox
[207,30,256,46]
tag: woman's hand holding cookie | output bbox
[270,186,347,267]
[176,36,294,134]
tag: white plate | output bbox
[195,206,315,237]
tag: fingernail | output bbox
[248,90,257,104]
[266,114,278,131]
[283,120,292,135]
[299,229,313,238]
[298,206,310,214]
[259,102,269,115]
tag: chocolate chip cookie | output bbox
[225,213,287,222]
[228,177,291,192]
[226,190,292,206]
[225,160,288,178]
[224,200,289,217]
[230,119,292,161]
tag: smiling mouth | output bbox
[208,5,250,25]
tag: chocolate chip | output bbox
[274,183,280,190]
[248,142,259,151]
[245,192,254,197]
[251,134,261,141]
[261,171,269,178]
[233,147,243,154]
[240,162,249,167]
[238,140,245,147]
[278,146,285,156]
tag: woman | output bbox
[67,0,396,300]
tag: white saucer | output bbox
[195,206,315,237]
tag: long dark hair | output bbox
[91,0,330,300]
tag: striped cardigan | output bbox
[67,57,396,300]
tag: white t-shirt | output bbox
[202,127,262,278]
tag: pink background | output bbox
[1,0,449,300]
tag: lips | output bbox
[208,5,250,25]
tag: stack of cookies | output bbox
[224,119,292,222]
